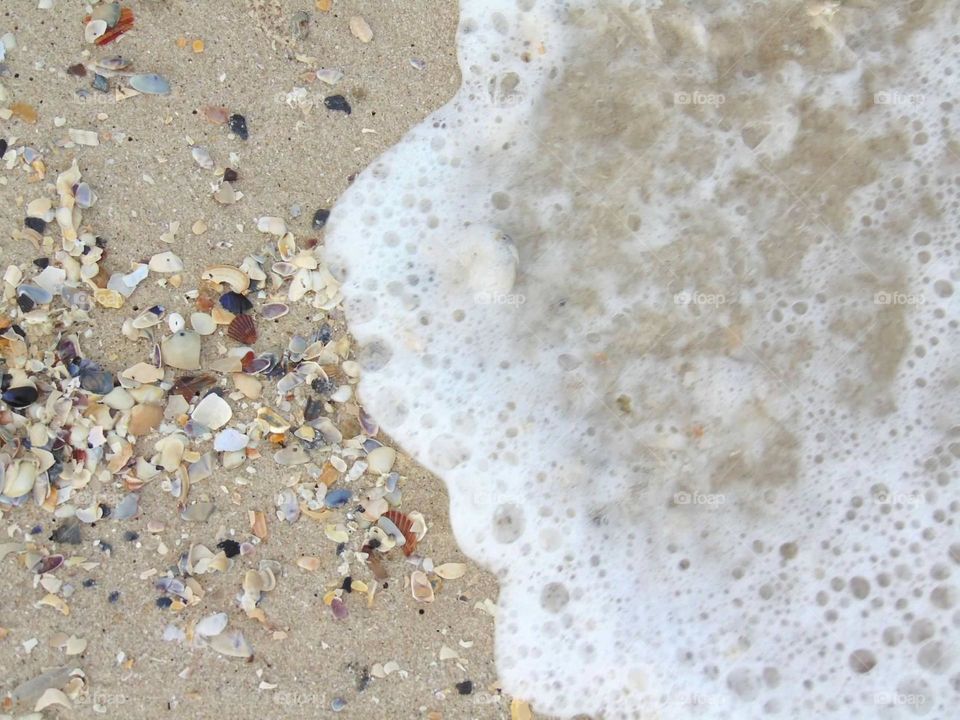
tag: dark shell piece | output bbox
[303,396,323,422]
[79,365,115,394]
[32,554,65,574]
[0,139,6,157]
[227,314,257,345]
[244,353,277,375]
[223,167,239,182]
[171,372,218,401]
[312,208,331,229]
[2,385,39,409]
[56,337,80,365]
[24,216,46,234]
[50,518,82,545]
[229,113,249,140]
[220,291,253,314]
[67,63,87,77]
[91,73,109,93]
[324,95,351,114]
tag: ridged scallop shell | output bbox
[227,314,257,345]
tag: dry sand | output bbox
[0,1,525,718]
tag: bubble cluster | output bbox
[327,1,960,718]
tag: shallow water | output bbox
[328,1,960,717]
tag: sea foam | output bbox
[327,1,960,717]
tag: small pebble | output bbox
[223,167,239,182]
[455,680,474,695]
[229,113,249,140]
[108,590,121,603]
[217,539,241,558]
[91,73,108,92]
[156,597,173,609]
[313,208,331,229]
[324,95,351,114]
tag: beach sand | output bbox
[0,2,521,718]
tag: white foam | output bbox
[327,1,960,717]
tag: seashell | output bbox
[97,55,131,71]
[213,183,240,205]
[17,283,53,306]
[85,19,108,44]
[2,385,39,409]
[219,291,252,314]
[74,182,97,209]
[207,630,252,658]
[359,408,379,436]
[330,596,348,620]
[324,488,352,509]
[149,251,183,273]
[180,501,215,522]
[256,406,290,433]
[170,373,217,401]
[132,305,165,329]
[383,510,417,556]
[191,146,214,170]
[277,489,300,522]
[274,446,309,466]
[129,73,170,95]
[256,216,287,236]
[410,570,434,602]
[349,16,374,43]
[214,428,248,452]
[261,302,289,320]
[271,261,298,277]
[91,2,121,27]
[316,68,344,86]
[238,256,266,282]
[196,612,228,637]
[113,492,140,520]
[122,362,164,384]
[188,452,215,482]
[366,446,396,474]
[161,330,202,370]
[3,459,38,497]
[201,105,229,124]
[278,233,296,260]
[191,393,232,430]
[94,288,124,308]
[190,312,216,335]
[201,265,250,293]
[227,314,257,345]
[128,403,163,436]
[168,312,185,333]
[297,556,320,571]
[434,563,467,580]
[78,362,114,394]
[232,372,262,399]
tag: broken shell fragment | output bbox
[214,428,248,452]
[149,251,184,273]
[190,312,216,335]
[129,73,171,95]
[201,265,250,293]
[161,330,202,370]
[256,216,287,236]
[191,393,232,430]
[410,570,434,602]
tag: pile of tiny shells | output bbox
[0,153,474,713]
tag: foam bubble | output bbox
[327,1,960,717]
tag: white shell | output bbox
[191,393,233,430]
[149,251,184,273]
